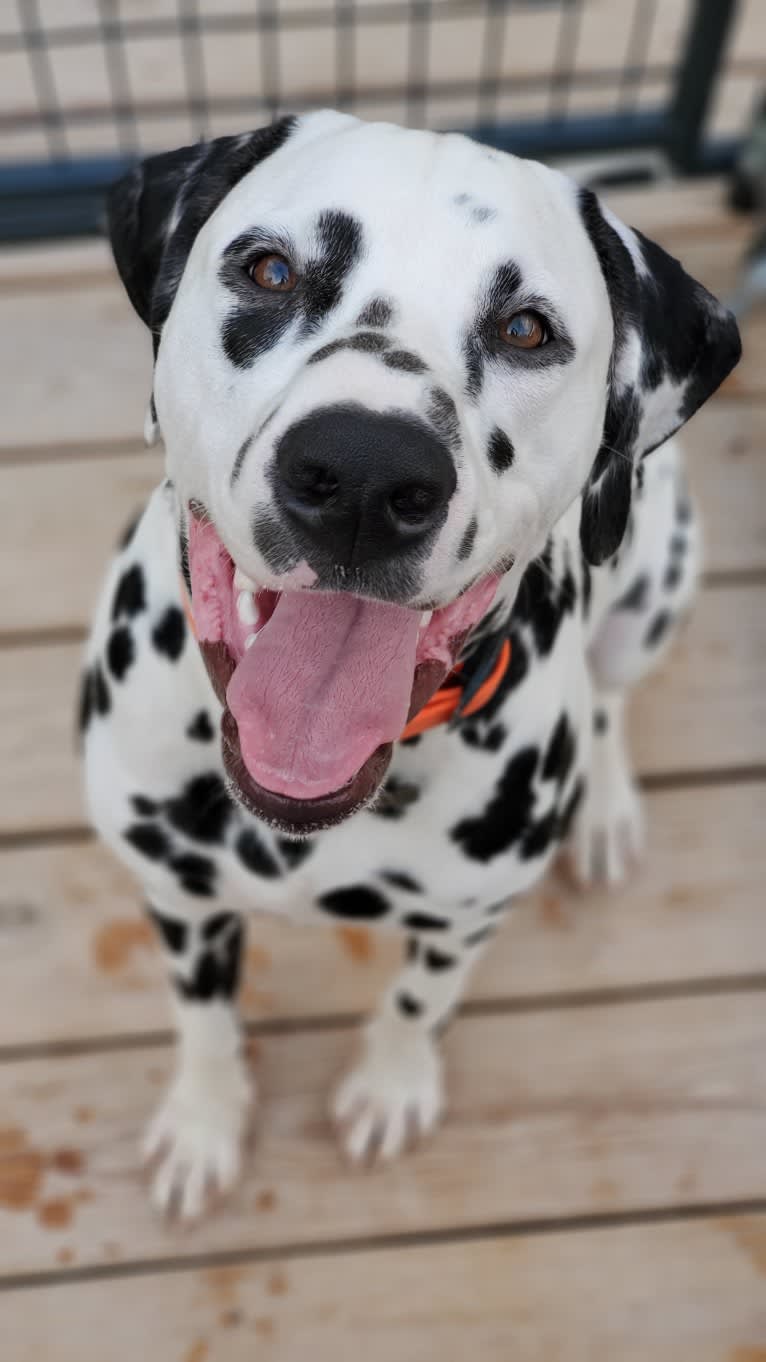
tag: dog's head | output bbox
[108,111,740,833]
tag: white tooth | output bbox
[237,590,258,626]
[419,610,433,631]
[234,566,257,593]
[245,632,258,651]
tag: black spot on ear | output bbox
[169,851,217,897]
[396,992,423,1018]
[451,746,539,862]
[513,543,577,656]
[357,298,393,328]
[166,772,231,843]
[458,517,478,561]
[111,564,146,622]
[123,822,170,861]
[380,870,423,893]
[236,826,281,878]
[107,625,135,681]
[186,709,216,742]
[318,885,390,920]
[487,427,515,474]
[276,836,314,869]
[402,911,448,931]
[148,907,188,954]
[152,605,186,660]
[644,610,671,648]
[383,350,427,374]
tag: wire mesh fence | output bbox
[0,0,750,240]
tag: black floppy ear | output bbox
[577,187,741,566]
[107,118,296,338]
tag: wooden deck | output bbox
[0,179,765,1359]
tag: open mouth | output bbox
[187,510,499,834]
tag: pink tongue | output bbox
[227,592,421,799]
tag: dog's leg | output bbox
[332,919,497,1163]
[142,902,253,1219]
[569,690,644,885]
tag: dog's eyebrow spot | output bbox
[307,331,391,365]
[458,516,478,561]
[231,435,254,486]
[302,210,364,332]
[487,427,515,473]
[383,349,427,374]
[357,298,394,328]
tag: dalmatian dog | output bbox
[81,110,740,1219]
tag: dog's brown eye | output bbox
[249,254,296,291]
[499,311,547,349]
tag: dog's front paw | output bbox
[568,757,645,886]
[331,1014,444,1165]
[143,1062,254,1220]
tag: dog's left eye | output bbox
[499,311,548,349]
[248,254,297,291]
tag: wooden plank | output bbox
[2,1215,765,1361]
[0,583,762,837]
[0,994,764,1275]
[1,782,764,1050]
[0,181,755,452]
[1,397,762,637]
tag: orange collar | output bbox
[400,638,511,739]
[181,577,510,743]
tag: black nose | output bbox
[273,405,457,567]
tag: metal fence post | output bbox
[667,0,740,173]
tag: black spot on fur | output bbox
[77,670,93,735]
[644,610,671,648]
[424,948,456,972]
[148,907,187,954]
[231,435,253,485]
[615,574,650,612]
[92,664,111,716]
[277,836,314,869]
[402,911,448,932]
[460,721,506,754]
[407,937,419,963]
[664,562,683,591]
[111,564,146,622]
[236,826,281,878]
[426,387,460,449]
[380,870,423,893]
[371,777,420,819]
[400,734,422,748]
[124,822,170,861]
[131,794,157,817]
[558,778,584,840]
[357,298,393,328]
[152,605,186,660]
[201,910,238,941]
[458,517,478,562]
[593,708,608,735]
[513,543,576,657]
[169,851,217,898]
[176,919,243,1000]
[397,992,424,1018]
[542,713,576,785]
[383,349,427,374]
[520,807,559,860]
[302,210,364,333]
[179,524,192,595]
[487,427,515,473]
[464,926,493,948]
[166,773,231,844]
[451,746,539,862]
[107,626,135,681]
[318,885,390,920]
[186,709,215,742]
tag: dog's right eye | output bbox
[248,254,297,292]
